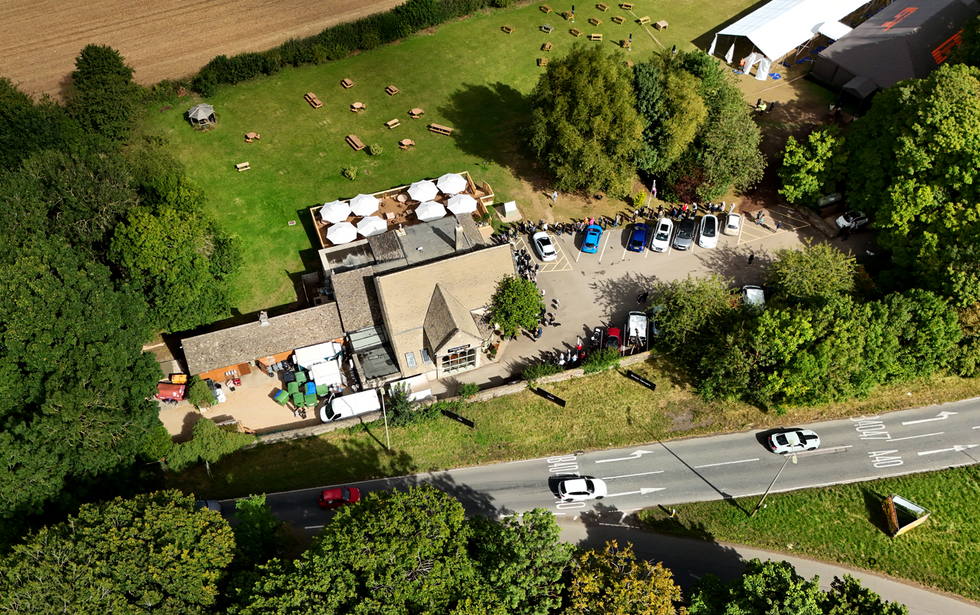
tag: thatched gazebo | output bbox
[187,103,216,129]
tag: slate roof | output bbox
[423,284,483,351]
[332,266,383,332]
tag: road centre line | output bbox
[304,525,324,530]
[602,470,665,480]
[886,432,944,442]
[694,458,759,468]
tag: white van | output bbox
[319,389,381,423]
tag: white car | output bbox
[557,477,607,502]
[742,285,765,310]
[651,218,673,252]
[698,214,719,249]
[532,231,557,262]
[835,210,869,230]
[768,429,820,454]
[724,213,742,236]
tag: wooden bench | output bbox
[620,2,633,9]
[428,123,453,136]
[399,139,415,150]
[341,78,354,89]
[589,33,603,41]
[597,3,609,10]
[542,42,553,52]
[541,24,554,33]
[540,4,552,12]
[538,58,548,67]
[637,16,650,24]
[502,25,515,34]
[305,92,322,108]
[385,85,399,96]
[655,20,668,30]
[570,28,582,37]
[346,135,365,151]
[589,17,602,26]
[235,162,250,172]
[612,15,625,24]
[385,118,401,129]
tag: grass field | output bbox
[638,465,980,601]
[141,0,762,312]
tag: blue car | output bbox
[582,224,602,254]
[628,223,649,253]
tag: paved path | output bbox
[557,516,980,615]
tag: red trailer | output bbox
[155,382,186,404]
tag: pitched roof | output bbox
[182,303,344,374]
[332,266,383,332]
[423,284,483,351]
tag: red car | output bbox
[605,327,622,352]
[318,486,361,509]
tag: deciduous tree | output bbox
[778,126,847,205]
[652,274,735,349]
[67,44,143,142]
[766,240,857,306]
[819,575,909,615]
[488,275,544,338]
[688,559,822,615]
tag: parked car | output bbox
[835,210,869,230]
[557,477,607,502]
[724,213,742,236]
[318,486,361,509]
[698,214,719,249]
[742,285,766,310]
[582,224,602,254]
[195,500,222,513]
[768,429,820,454]
[628,223,649,253]
[606,326,622,352]
[532,231,557,262]
[673,218,696,251]
[651,218,673,252]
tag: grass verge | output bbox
[637,465,980,601]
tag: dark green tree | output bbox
[529,43,644,196]
[778,126,847,205]
[634,55,707,175]
[0,238,162,519]
[164,418,256,472]
[652,274,735,349]
[688,559,822,615]
[0,490,236,614]
[566,540,684,615]
[766,240,857,306]
[488,275,544,338]
[0,77,83,173]
[67,44,143,142]
[819,575,909,615]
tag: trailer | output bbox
[625,311,648,354]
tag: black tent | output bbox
[811,0,980,98]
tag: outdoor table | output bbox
[397,194,408,203]
[409,108,424,118]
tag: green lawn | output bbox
[141,0,761,312]
[638,466,980,601]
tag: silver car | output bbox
[672,218,695,251]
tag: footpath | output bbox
[558,515,980,615]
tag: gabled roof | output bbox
[423,284,482,351]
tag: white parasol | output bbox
[446,193,478,215]
[349,193,379,217]
[356,216,387,237]
[437,173,467,195]
[408,180,438,202]
[326,221,358,245]
[415,200,447,222]
[320,200,352,224]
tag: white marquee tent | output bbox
[708,0,869,69]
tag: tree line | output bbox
[0,486,907,615]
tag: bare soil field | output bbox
[0,0,403,101]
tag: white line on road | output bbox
[902,411,957,425]
[598,231,611,263]
[305,525,324,530]
[886,432,943,442]
[918,444,978,456]
[606,487,666,498]
[973,426,980,429]
[602,470,665,480]
[694,458,759,468]
[595,450,655,463]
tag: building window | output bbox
[405,352,416,368]
[420,348,432,364]
[441,348,477,373]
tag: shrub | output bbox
[582,348,621,374]
[386,387,447,427]
[165,418,255,472]
[457,382,479,399]
[187,376,216,409]
[342,165,358,180]
[368,143,383,156]
[632,190,647,208]
[522,362,563,381]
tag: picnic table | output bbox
[589,33,603,41]
[235,161,251,172]
[541,24,554,33]
[346,135,366,151]
[386,85,399,95]
[541,4,552,13]
[538,58,548,66]
[409,108,424,119]
[428,123,454,136]
[570,28,583,36]
[341,78,354,89]
[351,102,366,112]
[542,42,553,51]
[620,2,633,9]
[245,132,260,143]
[502,25,515,34]
[589,17,602,26]
[385,118,401,129]
[305,92,323,108]
[612,15,625,24]
[655,20,668,30]
[637,15,650,24]
[597,3,609,10]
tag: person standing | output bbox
[552,190,558,205]
[748,253,755,265]
[775,220,782,230]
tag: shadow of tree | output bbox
[588,271,661,325]
[693,240,772,289]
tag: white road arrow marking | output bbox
[595,450,655,463]
[886,432,943,442]
[917,444,978,456]
[695,458,759,468]
[902,411,957,425]
[605,487,665,498]
[603,470,664,480]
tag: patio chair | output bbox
[295,370,307,385]
[287,381,300,395]
[292,392,305,407]
[274,390,289,405]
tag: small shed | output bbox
[187,103,216,128]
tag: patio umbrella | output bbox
[356,216,387,237]
[437,173,467,195]
[349,193,379,217]
[415,200,446,222]
[320,200,351,224]
[407,180,438,202]
[326,221,358,245]
[446,193,478,215]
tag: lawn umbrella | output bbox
[356,216,387,237]
[415,200,446,222]
[437,173,467,195]
[446,193,478,215]
[408,180,438,202]
[320,200,351,224]
[326,221,358,245]
[349,193,379,216]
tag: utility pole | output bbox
[751,453,796,517]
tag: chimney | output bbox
[454,215,470,251]
[259,311,270,326]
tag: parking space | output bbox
[738,204,810,245]
[515,233,574,273]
